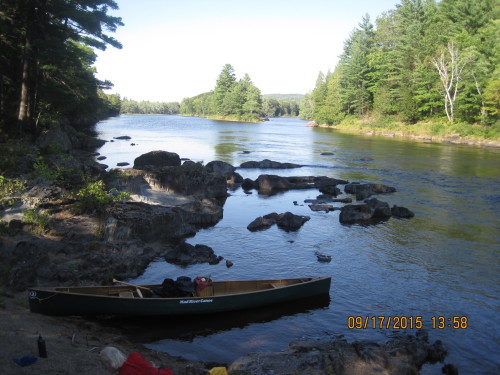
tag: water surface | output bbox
[96,115,500,374]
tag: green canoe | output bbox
[28,277,331,316]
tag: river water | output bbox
[95,115,499,374]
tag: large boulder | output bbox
[339,203,376,224]
[276,212,310,231]
[133,150,181,169]
[164,241,223,266]
[205,160,235,177]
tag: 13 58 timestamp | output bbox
[347,316,468,330]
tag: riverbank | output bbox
[0,291,207,375]
[308,119,500,148]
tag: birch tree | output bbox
[432,41,473,123]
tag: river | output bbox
[95,115,500,374]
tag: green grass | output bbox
[331,116,500,142]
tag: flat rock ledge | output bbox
[229,331,451,375]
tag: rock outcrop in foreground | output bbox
[229,331,449,375]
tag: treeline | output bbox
[0,0,124,139]
[305,0,499,126]
[120,98,180,115]
[262,98,301,117]
[180,64,264,122]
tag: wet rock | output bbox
[205,160,235,177]
[164,241,223,266]
[240,159,303,169]
[247,212,309,232]
[345,182,396,200]
[97,156,107,161]
[241,178,257,191]
[315,252,331,262]
[276,212,310,231]
[308,204,337,212]
[133,150,181,169]
[244,175,348,195]
[117,162,129,167]
[229,331,450,375]
[113,135,131,140]
[365,197,392,218]
[392,205,415,218]
[339,204,375,224]
[247,213,279,231]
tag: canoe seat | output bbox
[118,291,134,298]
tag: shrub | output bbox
[22,209,50,234]
[75,180,130,213]
[0,176,25,206]
[33,157,62,181]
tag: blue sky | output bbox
[95,0,401,102]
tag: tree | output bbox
[339,15,375,116]
[1,0,123,136]
[432,41,475,123]
[214,64,237,115]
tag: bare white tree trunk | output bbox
[432,41,470,124]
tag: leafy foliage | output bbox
[305,0,499,128]
[120,98,180,115]
[0,176,25,206]
[22,209,50,234]
[75,180,129,213]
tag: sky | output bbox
[95,0,401,102]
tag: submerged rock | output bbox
[240,159,303,169]
[345,182,396,200]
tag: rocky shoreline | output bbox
[1,126,456,374]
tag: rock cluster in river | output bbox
[0,137,415,291]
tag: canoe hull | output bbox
[28,277,331,316]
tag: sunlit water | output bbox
[95,115,500,374]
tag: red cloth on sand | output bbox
[118,352,174,375]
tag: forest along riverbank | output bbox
[0,121,460,374]
[307,121,500,148]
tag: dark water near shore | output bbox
[95,115,500,374]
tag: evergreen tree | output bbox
[0,0,123,137]
[214,64,237,115]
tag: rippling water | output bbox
[95,115,500,374]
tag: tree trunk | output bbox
[17,1,36,134]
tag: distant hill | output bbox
[263,94,305,102]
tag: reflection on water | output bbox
[95,116,500,373]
